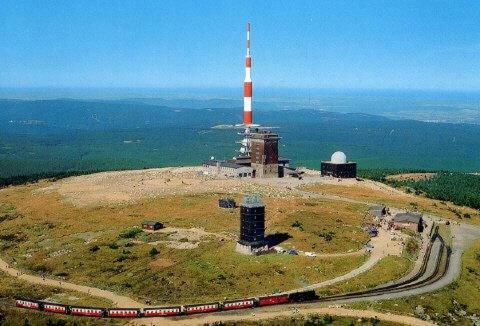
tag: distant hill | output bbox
[0,98,479,178]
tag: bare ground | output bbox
[36,166,421,208]
[386,173,436,181]
[135,306,434,326]
[36,167,290,207]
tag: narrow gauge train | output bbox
[15,291,317,319]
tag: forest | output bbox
[358,169,480,210]
[2,98,480,180]
[389,172,480,210]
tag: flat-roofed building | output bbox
[203,160,254,178]
[391,212,424,232]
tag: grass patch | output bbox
[317,256,412,297]
[0,270,112,307]
[437,224,452,247]
[213,314,400,325]
[0,203,23,222]
[0,183,371,305]
[119,227,143,239]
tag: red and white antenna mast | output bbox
[243,22,253,125]
[238,22,254,157]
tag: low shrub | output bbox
[149,247,159,257]
[119,227,143,239]
[89,245,100,253]
[318,231,335,242]
[108,243,119,249]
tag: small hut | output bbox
[219,198,236,209]
[141,221,164,231]
[392,212,423,232]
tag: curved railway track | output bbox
[313,225,451,303]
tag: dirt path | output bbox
[0,258,143,307]
[280,226,399,294]
[136,306,433,326]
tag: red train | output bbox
[15,291,316,319]
[43,303,68,314]
[71,306,104,317]
[143,306,182,317]
[223,298,255,310]
[258,294,289,306]
[184,302,220,315]
[107,308,140,318]
[16,299,39,310]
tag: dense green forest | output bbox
[2,99,480,179]
[390,173,480,210]
[358,169,480,210]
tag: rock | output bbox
[415,305,425,315]
[469,314,480,326]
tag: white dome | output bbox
[331,151,347,164]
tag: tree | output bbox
[149,247,159,257]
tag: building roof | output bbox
[203,160,246,170]
[142,221,162,226]
[370,205,385,218]
[278,157,291,163]
[393,212,422,223]
[250,129,280,140]
[242,194,265,208]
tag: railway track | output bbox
[312,225,451,303]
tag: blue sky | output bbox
[1,1,480,90]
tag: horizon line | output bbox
[1,86,480,93]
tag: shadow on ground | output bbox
[265,232,292,247]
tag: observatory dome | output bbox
[331,151,347,164]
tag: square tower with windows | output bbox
[250,130,279,178]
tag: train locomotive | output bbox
[15,290,317,319]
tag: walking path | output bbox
[137,306,434,326]
[280,226,395,294]
[0,258,143,307]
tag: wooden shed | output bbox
[141,221,164,231]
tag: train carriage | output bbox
[184,302,220,314]
[258,294,289,306]
[43,302,68,314]
[70,306,105,317]
[107,308,140,318]
[15,299,40,310]
[143,306,182,317]
[223,298,255,310]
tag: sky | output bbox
[1,1,480,91]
